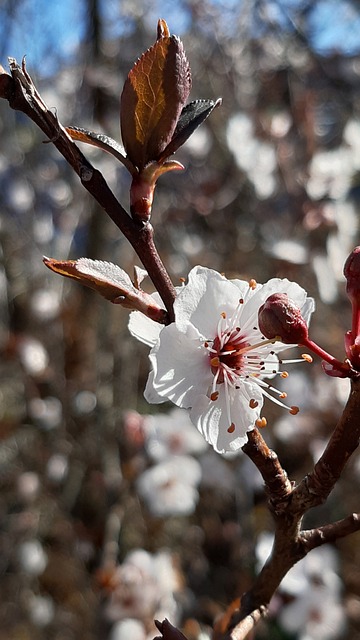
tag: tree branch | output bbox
[215,378,360,640]
[0,59,176,320]
[301,513,360,550]
[292,377,360,513]
[242,428,293,509]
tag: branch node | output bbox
[80,165,94,182]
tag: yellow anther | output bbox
[249,278,257,290]
[256,417,267,428]
[301,353,313,363]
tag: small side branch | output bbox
[301,513,360,550]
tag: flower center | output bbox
[202,297,308,432]
[210,332,250,384]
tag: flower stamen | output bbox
[290,406,300,415]
[204,301,312,424]
[256,417,267,428]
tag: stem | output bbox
[220,379,360,640]
[292,376,360,510]
[0,59,176,321]
[352,302,360,342]
[302,337,351,375]
[242,429,293,505]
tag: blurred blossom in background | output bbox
[1,0,360,638]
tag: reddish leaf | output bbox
[120,23,191,170]
[157,19,170,39]
[154,619,189,640]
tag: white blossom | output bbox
[104,549,180,625]
[129,266,314,454]
[136,455,201,517]
[143,407,208,461]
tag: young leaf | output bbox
[43,257,136,302]
[120,27,191,170]
[158,98,222,161]
[43,257,168,323]
[66,126,136,175]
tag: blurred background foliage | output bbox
[1,1,360,638]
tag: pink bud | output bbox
[258,293,309,344]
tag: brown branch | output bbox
[292,377,360,513]
[221,608,265,640]
[300,513,360,550]
[0,59,176,321]
[217,378,360,640]
[242,428,293,509]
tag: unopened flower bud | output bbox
[258,293,309,344]
[344,246,360,303]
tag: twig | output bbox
[0,59,176,320]
[300,513,360,550]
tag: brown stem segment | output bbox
[218,378,360,640]
[292,376,360,513]
[242,429,293,508]
[300,513,360,550]
[0,58,176,321]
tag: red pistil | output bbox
[210,334,249,383]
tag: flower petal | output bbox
[190,380,263,454]
[144,323,210,407]
[238,278,313,334]
[128,310,163,347]
[175,266,247,336]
